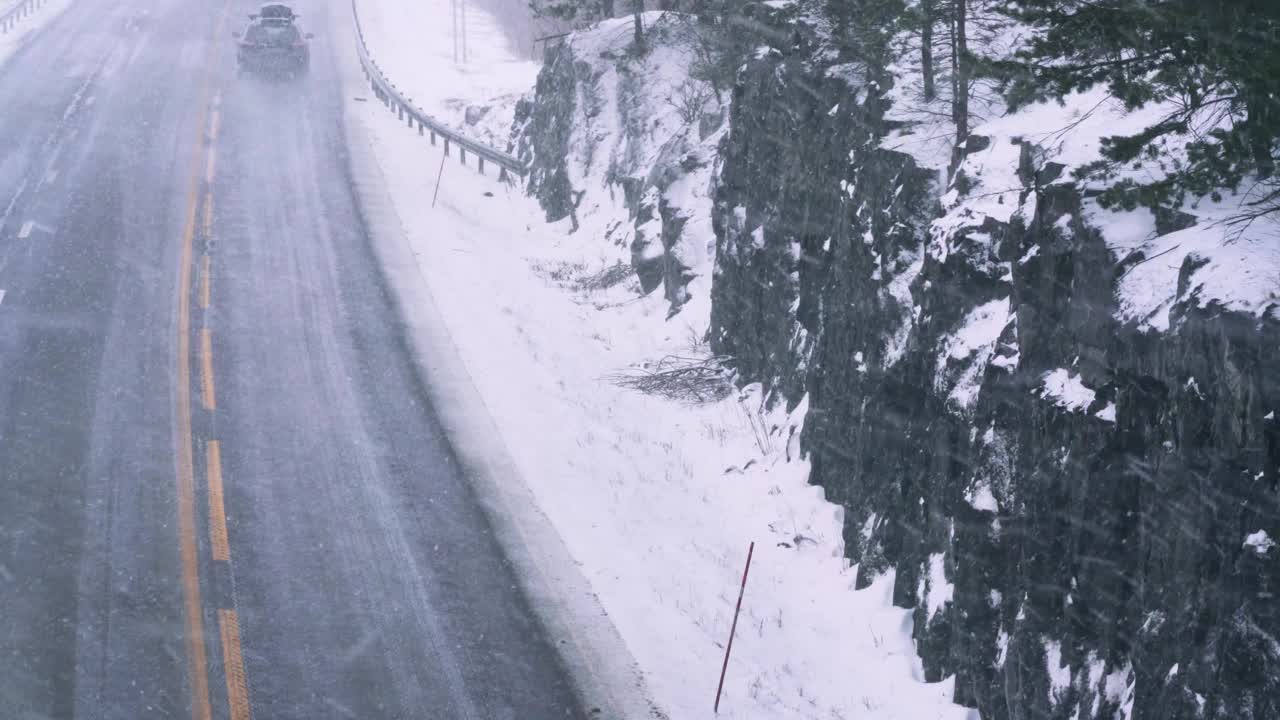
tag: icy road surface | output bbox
[0,0,583,718]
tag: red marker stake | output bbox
[715,541,754,714]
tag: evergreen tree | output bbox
[994,0,1280,213]
[530,0,651,51]
[826,0,908,86]
[529,0,610,25]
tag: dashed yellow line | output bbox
[218,609,253,720]
[206,441,230,562]
[205,146,217,185]
[202,191,214,239]
[176,118,215,720]
[199,254,211,309]
[175,5,232,720]
[200,328,216,411]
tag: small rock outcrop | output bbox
[515,12,722,313]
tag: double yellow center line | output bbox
[174,8,252,720]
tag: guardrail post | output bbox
[499,167,509,182]
[430,131,436,146]
[406,112,413,128]
[478,157,485,175]
[444,139,450,157]
[417,120,424,135]
[460,148,467,166]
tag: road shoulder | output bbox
[326,4,660,718]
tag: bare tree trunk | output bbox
[949,7,958,114]
[602,0,614,17]
[921,0,935,101]
[1247,93,1276,178]
[633,0,644,49]
[953,0,969,140]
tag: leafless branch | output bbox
[607,355,733,403]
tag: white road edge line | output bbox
[17,220,35,239]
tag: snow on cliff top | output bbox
[1093,194,1280,331]
[933,82,1279,332]
[933,88,1177,251]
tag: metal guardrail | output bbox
[1,0,47,34]
[350,0,526,181]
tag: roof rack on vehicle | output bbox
[252,3,297,21]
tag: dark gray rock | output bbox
[514,42,578,224]
[707,35,1280,720]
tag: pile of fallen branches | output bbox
[576,261,632,292]
[607,354,733,403]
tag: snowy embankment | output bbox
[336,3,977,720]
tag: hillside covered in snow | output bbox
[512,1,1280,718]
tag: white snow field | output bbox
[335,1,976,718]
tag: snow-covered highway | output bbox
[0,1,586,718]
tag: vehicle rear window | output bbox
[245,22,299,45]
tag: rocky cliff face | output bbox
[709,36,1280,720]
[514,13,721,313]
[518,8,1279,719]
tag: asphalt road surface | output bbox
[0,1,585,718]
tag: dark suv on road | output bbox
[235,3,312,77]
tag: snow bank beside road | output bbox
[335,2,976,719]
[351,99,973,720]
